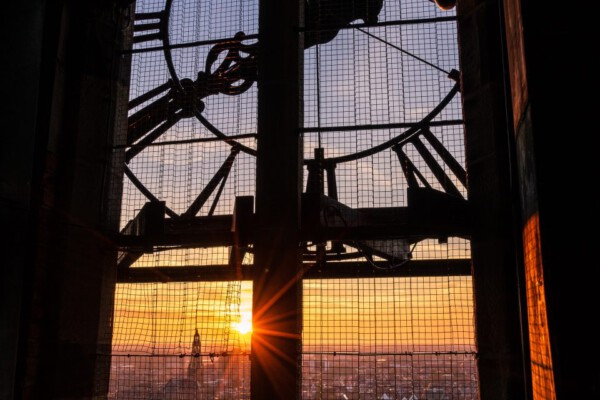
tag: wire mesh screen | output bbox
[302,276,477,399]
[300,0,476,398]
[104,0,258,398]
[113,0,259,269]
[104,0,478,398]
[302,0,464,210]
[106,282,253,399]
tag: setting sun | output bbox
[233,311,253,335]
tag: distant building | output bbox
[188,329,203,383]
[423,385,449,400]
[158,329,203,400]
[162,378,200,400]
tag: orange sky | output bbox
[111,276,474,354]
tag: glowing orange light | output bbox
[431,0,456,11]
[523,212,556,399]
[233,311,253,335]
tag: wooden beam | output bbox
[116,259,471,283]
[116,194,470,256]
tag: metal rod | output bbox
[115,120,460,151]
[393,145,432,189]
[133,11,166,20]
[128,81,171,110]
[105,351,250,358]
[122,33,260,55]
[356,26,449,75]
[123,166,178,218]
[125,118,178,162]
[116,259,471,283]
[411,137,462,197]
[302,350,476,356]
[182,147,240,218]
[421,128,467,186]
[300,15,458,32]
[301,119,463,133]
[207,167,230,217]
[113,133,257,150]
[325,163,338,200]
[394,146,419,188]
[326,83,460,164]
[123,17,457,55]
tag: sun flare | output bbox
[233,311,252,335]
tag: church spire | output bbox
[188,329,202,381]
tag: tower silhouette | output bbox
[187,329,202,383]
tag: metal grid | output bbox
[104,0,478,398]
[302,2,464,210]
[301,0,475,398]
[113,0,259,268]
[104,1,258,398]
[302,276,477,399]
[106,281,253,399]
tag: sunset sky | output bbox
[111,275,474,355]
[112,0,471,371]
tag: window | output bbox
[102,0,477,398]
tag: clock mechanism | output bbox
[115,0,467,275]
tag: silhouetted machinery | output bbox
[118,0,466,282]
